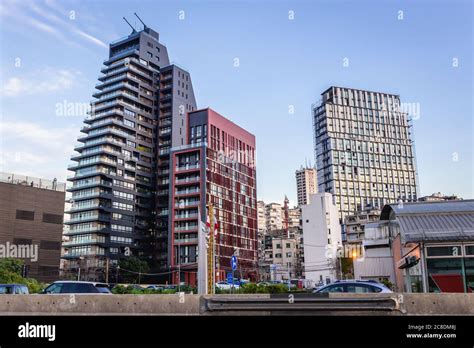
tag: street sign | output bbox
[227,272,233,284]
[231,255,237,270]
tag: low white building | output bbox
[353,220,397,285]
[302,193,342,285]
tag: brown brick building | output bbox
[0,172,65,282]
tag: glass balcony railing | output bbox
[63,238,105,246]
[175,213,198,219]
[86,108,123,121]
[175,177,200,183]
[174,238,198,244]
[176,163,200,171]
[174,225,198,231]
[68,215,100,223]
[175,188,200,195]
[66,226,107,235]
[174,201,200,208]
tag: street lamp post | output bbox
[77,256,85,281]
[116,265,120,284]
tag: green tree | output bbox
[0,258,23,284]
[0,258,46,293]
[118,256,150,284]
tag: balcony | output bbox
[175,188,200,196]
[68,168,116,180]
[159,102,172,109]
[65,226,109,235]
[101,58,129,73]
[66,214,101,224]
[128,64,153,80]
[62,250,106,258]
[174,224,198,231]
[175,213,198,220]
[72,147,121,161]
[62,238,105,247]
[174,238,198,245]
[85,108,123,123]
[98,66,129,81]
[159,119,172,127]
[160,128,171,136]
[174,201,199,208]
[103,48,139,65]
[95,74,128,90]
[175,163,200,172]
[175,177,200,185]
[68,157,117,170]
[68,179,111,190]
[67,202,113,213]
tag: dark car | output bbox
[41,281,112,294]
[0,284,29,294]
[313,280,392,293]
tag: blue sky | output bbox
[0,0,472,205]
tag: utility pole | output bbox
[178,199,184,292]
[77,256,84,281]
[116,265,120,284]
[105,257,109,283]
[197,205,208,295]
[338,256,343,280]
[287,261,291,291]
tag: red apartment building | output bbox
[169,108,257,286]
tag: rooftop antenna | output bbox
[123,17,137,34]
[134,12,148,30]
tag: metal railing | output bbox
[0,172,65,192]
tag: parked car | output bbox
[238,279,250,286]
[215,281,240,290]
[313,280,392,293]
[41,281,112,294]
[257,281,272,287]
[146,285,165,291]
[0,284,29,294]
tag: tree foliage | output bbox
[118,256,150,284]
[0,258,45,293]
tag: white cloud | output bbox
[1,68,81,97]
[0,120,80,181]
[74,29,108,49]
[0,0,108,49]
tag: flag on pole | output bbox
[206,214,219,232]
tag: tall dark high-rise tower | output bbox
[63,23,196,280]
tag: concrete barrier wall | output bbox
[0,294,200,316]
[0,293,472,315]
